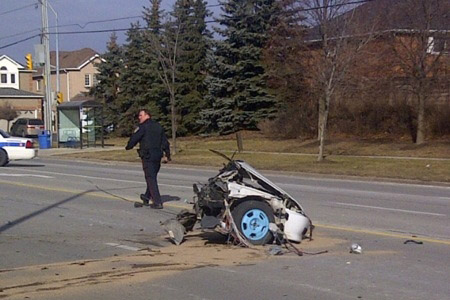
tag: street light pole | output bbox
[40,0,52,136]
[48,1,60,147]
[48,2,59,95]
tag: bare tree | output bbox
[0,102,19,132]
[147,18,181,154]
[299,0,376,161]
[387,0,448,144]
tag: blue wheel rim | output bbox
[240,208,270,241]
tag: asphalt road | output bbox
[0,157,449,299]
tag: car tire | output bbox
[232,200,275,245]
[21,131,26,137]
[0,149,8,167]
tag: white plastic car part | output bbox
[227,181,275,200]
[284,208,310,242]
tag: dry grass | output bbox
[64,133,450,182]
[175,132,450,158]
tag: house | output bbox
[0,48,104,132]
[351,0,448,92]
[0,55,43,131]
[32,48,104,102]
[304,0,449,102]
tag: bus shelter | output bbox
[57,100,104,149]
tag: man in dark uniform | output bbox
[125,109,171,209]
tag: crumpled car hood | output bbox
[235,160,304,210]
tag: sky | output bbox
[0,0,220,65]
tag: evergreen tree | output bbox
[144,0,162,34]
[172,0,212,135]
[142,0,170,128]
[91,32,123,134]
[116,23,148,136]
[201,0,279,134]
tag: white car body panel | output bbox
[0,130,37,163]
[235,161,304,210]
[228,181,277,200]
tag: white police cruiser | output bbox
[0,129,37,166]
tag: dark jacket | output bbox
[125,119,170,162]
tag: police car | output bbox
[0,129,37,166]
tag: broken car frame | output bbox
[175,150,313,246]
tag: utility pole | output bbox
[48,1,60,147]
[48,2,59,96]
[40,0,52,140]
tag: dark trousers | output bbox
[142,159,162,205]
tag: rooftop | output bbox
[0,88,43,98]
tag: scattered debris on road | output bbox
[350,243,363,254]
[267,245,284,256]
[160,219,185,245]
[404,239,424,245]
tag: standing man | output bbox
[125,109,171,209]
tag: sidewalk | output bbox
[37,146,124,157]
[37,145,450,161]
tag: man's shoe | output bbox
[150,203,163,209]
[140,194,150,206]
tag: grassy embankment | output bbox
[64,132,450,182]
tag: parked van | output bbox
[10,118,44,137]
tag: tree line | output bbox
[91,0,449,160]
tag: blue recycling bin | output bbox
[38,130,51,149]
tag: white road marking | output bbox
[8,167,192,189]
[28,160,450,191]
[0,173,54,178]
[280,182,450,202]
[148,283,212,300]
[334,202,446,216]
[105,242,140,251]
[212,266,237,273]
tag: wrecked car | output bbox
[178,150,313,246]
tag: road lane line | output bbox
[0,179,191,210]
[29,159,450,189]
[5,167,192,189]
[282,183,450,203]
[334,202,446,217]
[2,179,449,246]
[0,173,54,178]
[315,223,450,246]
[105,242,140,251]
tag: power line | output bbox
[0,29,41,42]
[0,3,37,17]
[0,34,40,50]
[1,0,377,50]
[61,15,144,29]
[0,16,144,41]
[293,0,375,13]
[52,28,133,35]
[206,0,375,23]
[3,0,375,37]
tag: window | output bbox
[428,36,449,54]
[0,66,6,70]
[84,74,91,87]
[433,38,449,54]
[1,74,6,83]
[36,80,41,91]
[92,74,98,86]
[29,119,44,126]
[11,74,15,84]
